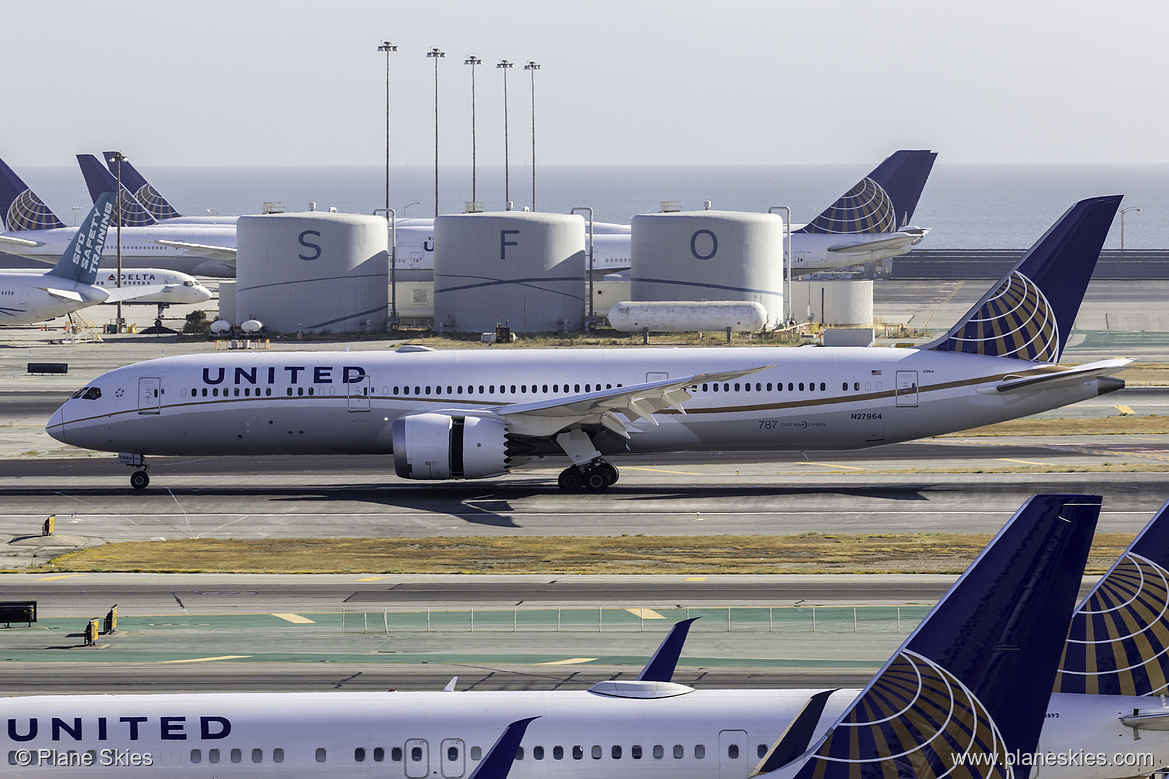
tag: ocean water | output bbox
[13,163,1169,250]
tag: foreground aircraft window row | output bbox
[188,387,276,398]
[393,383,624,396]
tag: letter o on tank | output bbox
[690,229,717,260]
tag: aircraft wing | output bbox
[100,284,173,303]
[0,234,46,249]
[827,234,916,254]
[995,358,1132,393]
[152,239,237,263]
[477,365,773,439]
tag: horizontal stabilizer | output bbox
[152,239,237,262]
[826,234,916,254]
[995,358,1132,393]
[1121,708,1169,731]
[42,288,86,303]
[466,717,539,779]
[0,234,46,249]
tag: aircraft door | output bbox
[404,739,429,779]
[896,370,919,407]
[646,372,668,383]
[440,738,465,778]
[348,375,371,412]
[718,730,749,779]
[138,377,161,415]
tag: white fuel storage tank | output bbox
[630,211,784,326]
[433,212,586,333]
[235,212,388,334]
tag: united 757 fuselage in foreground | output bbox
[46,196,1129,490]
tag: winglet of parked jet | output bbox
[795,150,937,234]
[44,192,116,287]
[753,494,1101,779]
[636,617,700,682]
[103,151,183,220]
[76,153,159,228]
[0,157,66,232]
[1056,498,1169,697]
[465,717,539,779]
[927,195,1123,363]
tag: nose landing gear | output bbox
[118,452,149,490]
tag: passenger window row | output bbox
[699,381,828,393]
[186,387,275,398]
[393,383,620,396]
[189,747,283,764]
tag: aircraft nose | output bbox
[46,405,67,444]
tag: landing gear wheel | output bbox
[583,466,612,492]
[558,467,583,492]
[599,463,619,485]
[130,470,150,490]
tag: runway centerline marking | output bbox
[686,577,708,582]
[272,613,316,624]
[36,574,84,581]
[624,467,705,476]
[355,576,389,582]
[540,658,597,666]
[797,462,867,471]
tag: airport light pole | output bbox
[377,41,397,214]
[1121,206,1141,251]
[110,150,126,333]
[427,47,445,217]
[498,59,513,209]
[464,55,482,211]
[524,61,540,212]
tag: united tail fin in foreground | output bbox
[76,154,158,228]
[0,157,66,232]
[103,151,182,220]
[754,494,1101,779]
[43,192,116,286]
[927,196,1122,363]
[1056,499,1169,696]
[795,150,937,234]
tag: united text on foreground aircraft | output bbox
[47,196,1127,492]
[0,194,199,326]
[0,158,236,278]
[8,494,1164,779]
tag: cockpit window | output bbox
[71,387,88,399]
[81,387,102,400]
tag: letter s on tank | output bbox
[298,230,322,261]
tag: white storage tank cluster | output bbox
[790,279,874,326]
[433,212,586,333]
[630,211,785,326]
[235,212,388,334]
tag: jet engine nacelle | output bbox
[391,413,509,480]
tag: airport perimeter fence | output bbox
[339,605,930,635]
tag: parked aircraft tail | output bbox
[44,192,116,287]
[754,494,1101,779]
[926,195,1122,363]
[1056,499,1169,696]
[76,154,158,228]
[0,158,66,232]
[103,151,182,220]
[794,149,937,234]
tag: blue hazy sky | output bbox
[6,0,1166,168]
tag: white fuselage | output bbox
[0,688,1160,778]
[47,346,1116,464]
[0,274,108,325]
[5,269,212,308]
[0,225,237,278]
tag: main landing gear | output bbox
[558,461,620,492]
[118,452,149,490]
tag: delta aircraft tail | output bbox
[795,149,937,234]
[0,157,66,232]
[103,150,182,220]
[926,195,1122,363]
[43,192,116,287]
[754,494,1101,779]
[76,153,159,228]
[1056,499,1169,696]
